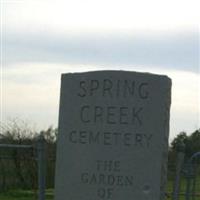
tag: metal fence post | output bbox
[172,141,185,200]
[185,163,194,200]
[37,133,46,200]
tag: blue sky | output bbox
[1,0,199,140]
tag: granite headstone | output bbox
[55,70,171,200]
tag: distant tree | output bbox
[169,129,200,161]
[0,119,38,191]
[170,132,187,150]
[185,129,200,158]
[0,119,57,190]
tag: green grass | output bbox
[0,189,54,200]
[0,178,199,200]
[166,176,200,200]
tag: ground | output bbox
[0,179,199,200]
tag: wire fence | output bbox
[0,135,47,200]
[0,140,199,200]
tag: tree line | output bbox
[0,119,199,191]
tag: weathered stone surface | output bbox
[55,70,171,200]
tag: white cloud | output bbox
[1,0,199,138]
[4,31,199,73]
[2,63,200,139]
[3,0,199,34]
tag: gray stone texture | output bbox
[55,70,171,200]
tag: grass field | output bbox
[0,189,185,200]
[0,179,199,200]
[0,189,186,200]
[0,189,54,200]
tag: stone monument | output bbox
[55,70,171,200]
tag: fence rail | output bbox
[0,134,46,200]
[0,144,33,148]
[172,141,200,200]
